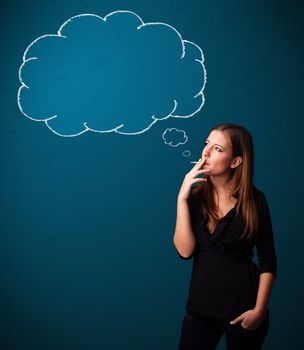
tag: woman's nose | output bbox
[203,149,210,157]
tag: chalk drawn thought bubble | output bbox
[18,10,207,137]
[162,128,188,147]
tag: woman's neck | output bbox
[209,175,233,197]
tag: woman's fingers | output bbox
[190,157,206,172]
[194,169,210,176]
[191,177,207,184]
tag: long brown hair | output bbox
[194,123,259,241]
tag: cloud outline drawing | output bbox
[162,128,188,147]
[17,10,207,137]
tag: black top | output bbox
[176,186,278,320]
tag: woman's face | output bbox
[201,129,236,176]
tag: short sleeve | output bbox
[255,192,278,277]
[175,187,199,260]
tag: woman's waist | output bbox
[191,251,259,286]
[196,246,254,261]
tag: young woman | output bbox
[173,123,277,350]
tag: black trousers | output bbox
[178,309,270,350]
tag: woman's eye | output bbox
[204,142,222,152]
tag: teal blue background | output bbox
[0,0,303,349]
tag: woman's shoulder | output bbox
[253,185,262,195]
[252,186,268,210]
[253,185,266,197]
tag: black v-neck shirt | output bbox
[175,186,278,320]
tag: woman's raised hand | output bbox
[178,157,210,201]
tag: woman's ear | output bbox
[231,157,242,168]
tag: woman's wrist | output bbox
[253,306,267,316]
[177,195,188,203]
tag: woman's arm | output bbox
[173,196,196,259]
[254,192,278,313]
[254,272,276,315]
[173,158,208,259]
